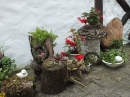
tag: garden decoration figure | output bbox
[16,69,28,78]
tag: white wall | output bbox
[0,0,129,69]
[0,0,94,69]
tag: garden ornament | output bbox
[115,56,123,62]
[16,69,28,78]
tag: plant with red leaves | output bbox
[78,7,103,25]
[64,28,85,55]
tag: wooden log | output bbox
[121,11,130,25]
[41,62,68,94]
[95,0,103,24]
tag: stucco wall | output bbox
[0,0,130,69]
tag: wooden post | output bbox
[95,0,103,25]
[116,0,130,25]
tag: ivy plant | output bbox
[29,27,58,45]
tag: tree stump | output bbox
[29,36,54,78]
[41,62,68,94]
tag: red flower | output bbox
[75,54,84,61]
[100,15,103,18]
[97,10,101,13]
[77,17,88,24]
[65,38,76,46]
[61,52,68,57]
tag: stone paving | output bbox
[28,44,130,97]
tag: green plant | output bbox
[1,75,35,96]
[78,7,103,25]
[29,27,58,45]
[84,60,89,65]
[44,53,66,68]
[0,56,16,83]
[99,49,127,63]
[109,39,123,49]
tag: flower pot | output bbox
[85,63,92,72]
[68,54,80,60]
[102,60,124,68]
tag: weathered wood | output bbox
[116,0,130,12]
[41,62,68,94]
[44,37,54,57]
[116,0,130,25]
[95,0,103,24]
[122,11,130,25]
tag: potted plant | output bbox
[41,53,68,94]
[63,28,85,59]
[99,49,127,68]
[77,7,103,25]
[28,27,58,77]
[84,59,92,72]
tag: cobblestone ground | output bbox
[28,44,130,97]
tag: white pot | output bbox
[85,63,92,72]
[102,60,124,68]
[68,54,80,60]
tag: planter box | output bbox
[0,76,36,97]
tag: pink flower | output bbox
[37,53,44,57]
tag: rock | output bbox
[101,17,123,48]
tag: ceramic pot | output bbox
[102,60,124,68]
[85,63,92,72]
[68,54,80,60]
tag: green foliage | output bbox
[29,27,58,45]
[99,49,127,63]
[1,75,35,96]
[49,61,62,68]
[110,39,123,49]
[0,56,16,83]
[82,7,102,25]
[84,60,89,65]
[44,53,65,68]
